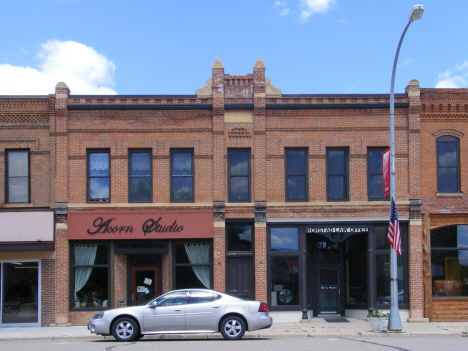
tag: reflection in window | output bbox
[437,136,460,193]
[431,225,468,297]
[327,148,349,201]
[286,148,308,201]
[375,254,404,305]
[171,150,194,202]
[270,256,299,306]
[227,224,252,252]
[88,151,110,202]
[346,234,367,306]
[73,244,108,308]
[367,147,389,200]
[228,149,250,202]
[271,228,299,251]
[175,242,211,289]
[2,262,38,324]
[6,150,30,203]
[129,150,152,202]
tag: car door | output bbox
[142,291,187,332]
[185,291,226,331]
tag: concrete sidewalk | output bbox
[0,318,467,340]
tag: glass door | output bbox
[131,267,158,306]
[318,268,341,315]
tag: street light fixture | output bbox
[388,4,424,331]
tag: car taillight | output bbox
[258,302,268,312]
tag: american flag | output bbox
[387,199,402,255]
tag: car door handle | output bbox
[174,308,182,311]
[212,306,220,308]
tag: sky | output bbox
[0,0,467,96]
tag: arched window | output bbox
[436,136,460,193]
[431,225,468,297]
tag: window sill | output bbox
[1,203,34,208]
[436,193,463,198]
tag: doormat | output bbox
[323,317,350,323]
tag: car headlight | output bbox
[92,312,104,320]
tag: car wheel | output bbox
[112,317,139,342]
[220,316,246,340]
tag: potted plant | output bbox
[367,309,389,333]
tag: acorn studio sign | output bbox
[68,211,213,240]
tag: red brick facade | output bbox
[1,59,467,326]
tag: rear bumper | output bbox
[247,313,273,331]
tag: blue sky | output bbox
[1,0,467,95]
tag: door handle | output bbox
[212,306,220,308]
[337,289,340,295]
[174,308,182,311]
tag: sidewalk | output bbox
[0,318,467,340]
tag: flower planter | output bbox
[369,317,387,332]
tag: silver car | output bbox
[88,289,272,341]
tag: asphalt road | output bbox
[0,336,467,351]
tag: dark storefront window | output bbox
[71,243,109,309]
[174,242,212,289]
[285,148,308,201]
[171,149,194,202]
[5,149,30,203]
[129,150,152,202]
[431,225,468,297]
[436,136,460,193]
[345,234,367,306]
[270,228,300,307]
[326,148,349,201]
[227,224,252,252]
[228,149,250,202]
[88,150,110,202]
[367,147,389,200]
[1,262,38,324]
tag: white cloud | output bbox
[299,0,336,21]
[435,62,468,88]
[274,1,290,16]
[0,40,116,95]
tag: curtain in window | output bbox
[184,243,210,288]
[75,244,98,298]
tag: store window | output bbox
[269,227,300,307]
[326,148,349,201]
[345,234,367,306]
[129,150,152,202]
[436,136,460,193]
[431,225,468,297]
[171,149,194,202]
[88,150,110,202]
[367,147,389,200]
[285,148,308,201]
[5,149,30,203]
[1,261,39,324]
[228,149,250,202]
[71,243,109,309]
[174,242,212,289]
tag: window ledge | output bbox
[1,203,34,208]
[436,193,463,198]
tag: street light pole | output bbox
[388,4,424,331]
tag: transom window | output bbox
[5,149,30,203]
[285,148,308,201]
[436,136,460,193]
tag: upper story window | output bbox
[171,149,194,202]
[129,150,152,203]
[327,148,349,201]
[5,149,30,203]
[228,149,250,202]
[88,150,110,202]
[367,147,389,201]
[437,136,460,193]
[285,148,308,201]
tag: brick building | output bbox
[0,58,466,326]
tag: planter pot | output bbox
[369,317,387,332]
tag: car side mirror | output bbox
[149,301,158,308]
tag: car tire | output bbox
[220,316,246,340]
[112,317,139,342]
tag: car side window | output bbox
[156,291,187,307]
[189,291,214,304]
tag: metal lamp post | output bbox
[388,4,424,331]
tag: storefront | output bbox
[267,220,409,318]
[0,211,55,327]
[67,210,213,315]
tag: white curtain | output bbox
[75,244,98,298]
[184,243,210,289]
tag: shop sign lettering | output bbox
[87,216,184,236]
[306,227,369,234]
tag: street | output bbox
[0,336,467,351]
